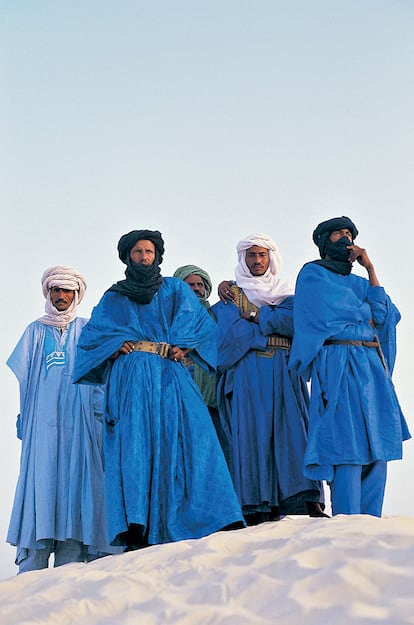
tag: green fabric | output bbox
[173,265,212,306]
[193,309,218,408]
[174,265,217,407]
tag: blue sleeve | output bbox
[258,296,294,337]
[212,301,267,373]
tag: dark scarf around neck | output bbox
[107,229,164,303]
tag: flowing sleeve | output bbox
[167,279,218,371]
[211,300,267,373]
[288,264,347,378]
[258,296,295,337]
[366,285,401,374]
[73,293,135,385]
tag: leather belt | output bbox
[133,340,171,358]
[324,339,379,348]
[324,336,387,371]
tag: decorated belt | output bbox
[256,335,292,357]
[266,336,292,349]
[133,340,171,358]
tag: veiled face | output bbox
[184,274,206,298]
[50,287,75,311]
[329,228,353,243]
[245,246,270,276]
[130,239,156,266]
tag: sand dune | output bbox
[1,515,414,625]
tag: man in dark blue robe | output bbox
[213,234,324,525]
[289,216,410,516]
[74,230,244,549]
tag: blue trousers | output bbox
[17,539,98,574]
[329,461,387,517]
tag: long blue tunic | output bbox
[289,263,410,481]
[74,278,244,546]
[212,295,321,512]
[7,318,112,558]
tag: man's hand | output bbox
[218,280,235,304]
[111,341,135,359]
[347,245,380,286]
[240,310,259,323]
[168,346,190,362]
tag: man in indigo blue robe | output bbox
[74,230,244,550]
[289,216,410,516]
[213,234,324,525]
[7,266,114,573]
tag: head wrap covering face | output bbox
[108,229,164,304]
[312,216,358,258]
[39,266,87,327]
[173,265,212,307]
[311,216,358,276]
[234,233,294,307]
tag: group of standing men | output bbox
[6,216,409,573]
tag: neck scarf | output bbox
[234,233,294,307]
[173,264,212,308]
[108,229,164,304]
[38,266,87,328]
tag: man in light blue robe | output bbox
[7,266,114,573]
[74,230,244,550]
[289,216,410,516]
[213,234,324,525]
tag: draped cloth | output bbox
[289,262,410,482]
[6,318,114,560]
[74,278,244,546]
[39,266,87,328]
[234,234,294,306]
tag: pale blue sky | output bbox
[1,1,413,579]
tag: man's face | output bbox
[245,246,270,276]
[184,274,206,298]
[50,287,76,311]
[130,239,156,266]
[329,228,353,243]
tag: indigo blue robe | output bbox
[212,295,322,513]
[289,263,410,481]
[74,278,244,546]
[7,318,113,562]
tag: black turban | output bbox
[108,229,165,303]
[117,229,165,265]
[312,216,358,259]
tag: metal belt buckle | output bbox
[157,342,170,358]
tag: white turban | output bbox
[234,233,294,306]
[39,266,87,327]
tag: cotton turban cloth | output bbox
[313,216,358,258]
[117,229,165,265]
[39,265,87,327]
[234,233,294,307]
[173,265,212,302]
[108,229,164,303]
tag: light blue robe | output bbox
[212,295,322,513]
[7,318,113,560]
[289,263,410,482]
[74,278,244,546]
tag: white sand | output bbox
[1,515,414,625]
